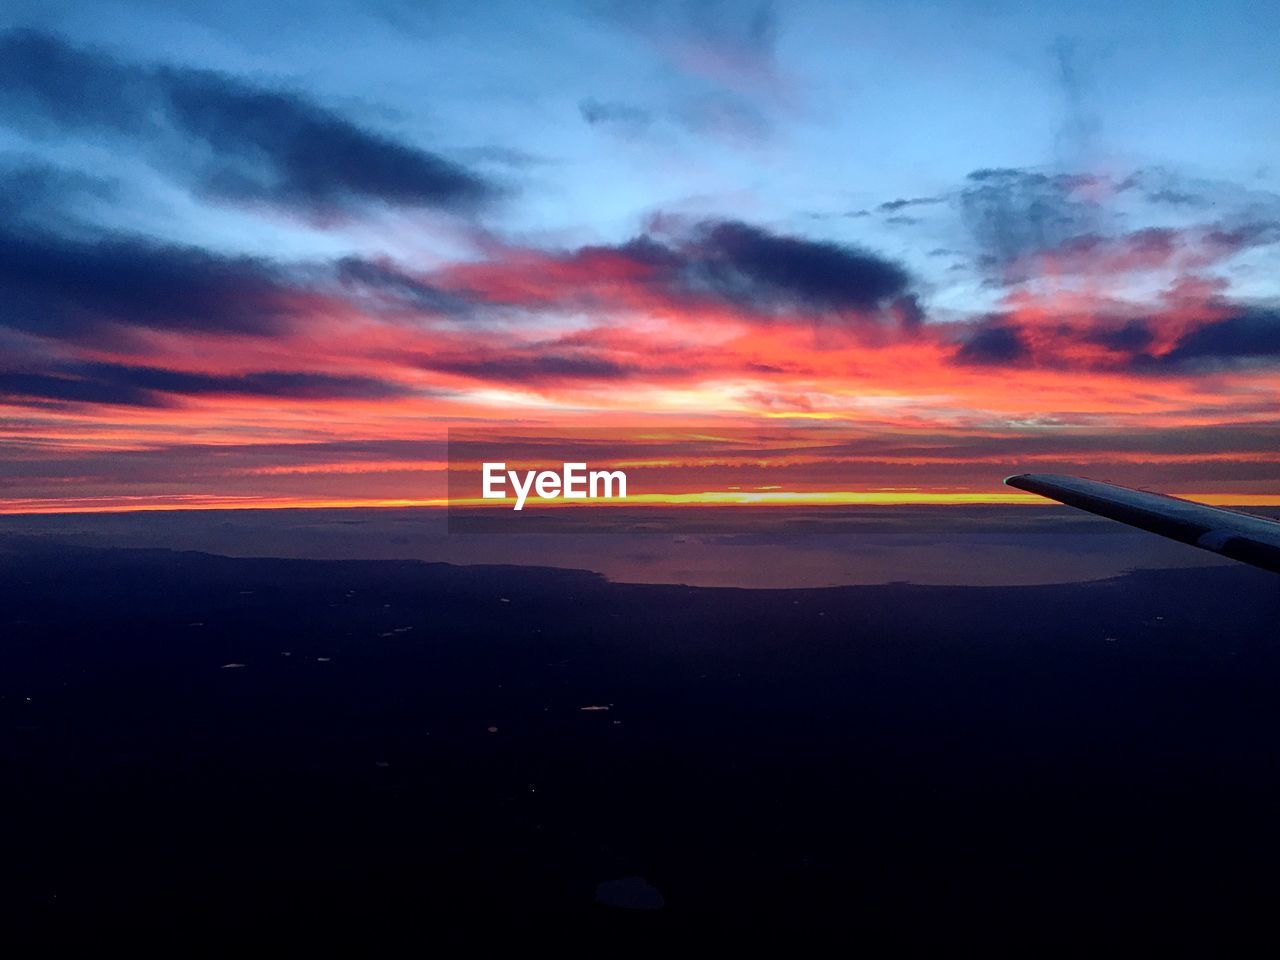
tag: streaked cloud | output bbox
[0,29,497,218]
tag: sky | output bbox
[1,0,1279,512]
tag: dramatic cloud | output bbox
[948,165,1280,289]
[441,218,917,327]
[0,371,154,407]
[1085,318,1156,353]
[0,226,303,340]
[2,6,1279,513]
[954,323,1029,365]
[0,30,495,216]
[684,220,911,313]
[7,168,915,347]
[950,308,1280,374]
[958,168,1105,268]
[1158,311,1280,370]
[0,364,408,407]
[0,174,465,342]
[998,223,1280,280]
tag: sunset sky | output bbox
[2,0,1279,511]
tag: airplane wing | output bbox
[1003,473,1280,574]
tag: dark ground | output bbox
[2,535,1279,946]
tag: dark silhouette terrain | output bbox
[2,537,1278,945]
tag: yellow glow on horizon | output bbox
[3,490,1280,515]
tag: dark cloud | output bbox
[1118,167,1214,209]
[2,169,918,345]
[0,158,117,227]
[0,371,153,407]
[0,437,452,486]
[938,165,1272,283]
[1204,221,1280,251]
[984,220,1274,280]
[1085,318,1155,353]
[0,163,472,340]
[1158,311,1280,369]
[452,218,918,327]
[0,225,299,340]
[0,29,495,216]
[892,294,926,331]
[579,98,654,136]
[679,219,912,315]
[950,310,1280,374]
[953,323,1029,365]
[0,363,408,407]
[94,365,409,400]
[959,167,1103,268]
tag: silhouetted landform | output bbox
[2,538,1279,945]
[0,504,1256,587]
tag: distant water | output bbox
[0,503,1260,587]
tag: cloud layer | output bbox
[0,30,495,217]
[0,13,1278,510]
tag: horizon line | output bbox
[4,490,1280,516]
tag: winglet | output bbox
[1002,473,1280,573]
